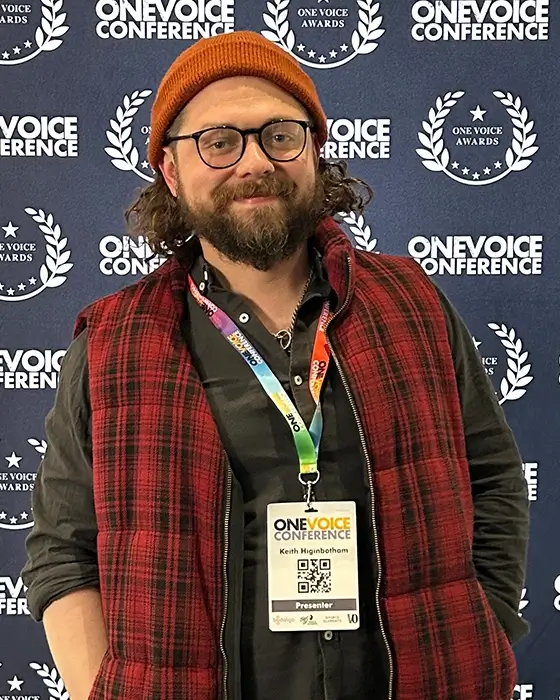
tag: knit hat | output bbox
[148,30,328,169]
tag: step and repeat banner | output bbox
[1,1,559,698]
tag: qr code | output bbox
[297,558,332,594]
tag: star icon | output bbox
[1,52,9,60]
[462,167,469,175]
[0,512,6,520]
[297,44,305,52]
[7,288,15,296]
[494,161,502,169]
[20,511,29,519]
[18,283,26,291]
[0,283,3,290]
[472,337,482,349]
[483,167,491,175]
[472,172,480,180]
[24,40,33,48]
[9,517,17,525]
[6,452,22,468]
[470,105,487,122]
[318,55,326,63]
[29,277,37,285]
[329,50,337,58]
[340,44,348,51]
[2,221,18,238]
[8,676,24,691]
[141,160,150,169]
[308,49,316,58]
[451,161,459,169]
[13,46,21,55]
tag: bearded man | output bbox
[22,30,529,700]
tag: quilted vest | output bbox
[76,217,516,700]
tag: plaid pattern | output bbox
[76,216,516,700]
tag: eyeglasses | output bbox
[163,119,315,169]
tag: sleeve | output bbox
[435,286,530,646]
[21,328,100,622]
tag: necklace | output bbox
[274,268,313,351]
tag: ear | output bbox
[160,146,178,197]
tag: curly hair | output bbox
[125,157,374,260]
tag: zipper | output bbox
[219,460,233,700]
[326,255,395,700]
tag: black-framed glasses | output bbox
[164,119,315,169]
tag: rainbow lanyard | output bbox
[188,275,332,481]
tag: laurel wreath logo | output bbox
[30,663,69,700]
[339,211,377,252]
[0,209,72,302]
[28,438,48,456]
[0,0,69,66]
[417,90,538,185]
[488,323,533,404]
[0,437,46,530]
[262,0,384,69]
[105,90,154,182]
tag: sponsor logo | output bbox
[106,89,154,181]
[0,348,65,389]
[522,462,538,501]
[0,0,69,65]
[473,324,533,404]
[0,576,29,615]
[261,0,385,69]
[323,117,390,160]
[99,235,166,276]
[409,235,543,275]
[340,212,378,253]
[0,114,78,157]
[417,90,538,186]
[518,587,529,616]
[411,0,549,42]
[512,686,533,700]
[0,438,44,530]
[0,209,73,302]
[0,661,69,697]
[554,575,560,612]
[95,0,235,40]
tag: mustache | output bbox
[214,178,297,204]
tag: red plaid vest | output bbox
[76,217,516,700]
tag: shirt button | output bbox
[239,313,250,324]
[323,630,333,641]
[294,375,303,386]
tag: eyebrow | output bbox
[193,116,305,131]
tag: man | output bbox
[22,30,529,700]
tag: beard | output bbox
[175,173,325,271]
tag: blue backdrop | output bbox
[1,2,558,698]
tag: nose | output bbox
[235,134,275,177]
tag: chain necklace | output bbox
[274,268,314,351]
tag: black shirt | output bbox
[21,251,530,700]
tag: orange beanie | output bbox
[148,30,328,169]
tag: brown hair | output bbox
[125,158,374,260]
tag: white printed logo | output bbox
[0,115,78,157]
[0,661,69,698]
[340,212,377,253]
[106,90,154,181]
[0,0,69,66]
[323,117,390,160]
[0,209,73,302]
[0,438,45,531]
[512,685,533,700]
[0,576,29,616]
[95,0,235,40]
[0,348,66,390]
[473,324,533,404]
[522,462,538,502]
[417,90,538,186]
[554,575,560,612]
[409,235,543,276]
[518,588,528,617]
[99,235,166,276]
[261,0,385,69]
[411,0,549,42]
